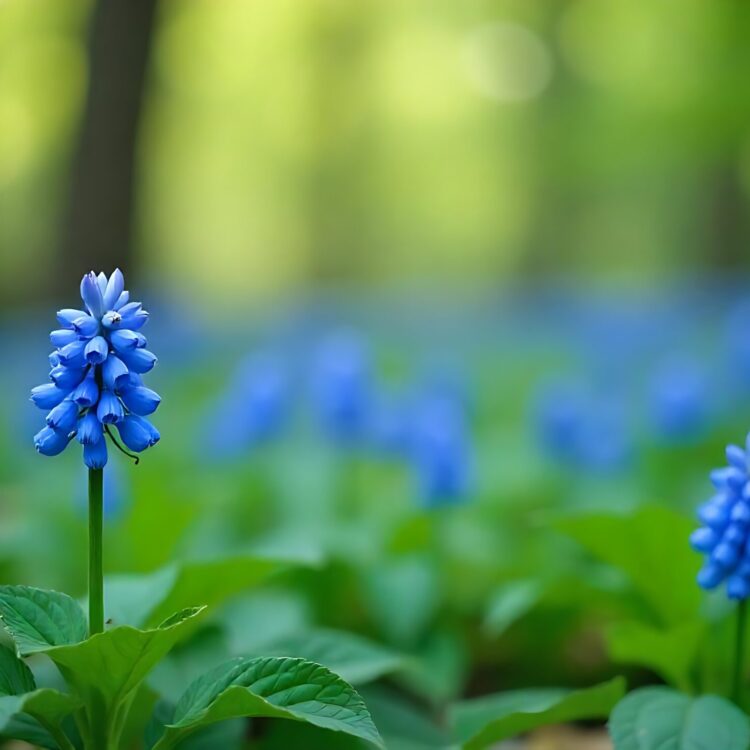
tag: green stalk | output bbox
[88,468,104,636]
[733,599,748,706]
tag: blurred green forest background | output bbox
[3,0,750,310]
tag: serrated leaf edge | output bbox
[167,657,384,748]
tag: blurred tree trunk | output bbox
[708,163,747,270]
[59,0,158,288]
[302,1,377,283]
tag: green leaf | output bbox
[105,556,293,629]
[397,629,468,705]
[0,645,78,749]
[364,556,440,646]
[255,686,453,750]
[557,506,701,626]
[45,606,205,707]
[609,687,750,750]
[1,714,59,750]
[0,689,80,731]
[606,620,704,692]
[483,580,543,638]
[0,586,88,655]
[40,606,205,747]
[450,677,625,750]
[258,629,404,685]
[151,656,383,750]
[0,644,35,696]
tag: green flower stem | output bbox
[733,599,748,706]
[88,468,104,636]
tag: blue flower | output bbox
[649,357,710,442]
[31,270,160,468]
[410,396,471,508]
[206,353,288,458]
[312,332,371,444]
[533,381,587,464]
[691,437,750,600]
[532,379,632,473]
[726,298,750,389]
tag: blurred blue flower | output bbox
[726,297,750,390]
[691,437,750,600]
[575,401,632,472]
[411,396,471,508]
[206,353,288,458]
[368,396,413,458]
[312,331,371,444]
[649,357,710,441]
[31,270,160,468]
[533,381,587,464]
[533,379,631,473]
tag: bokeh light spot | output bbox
[461,22,553,103]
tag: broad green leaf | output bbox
[450,677,625,750]
[257,629,404,685]
[257,686,453,749]
[557,506,701,626]
[0,645,76,749]
[105,556,292,629]
[0,586,87,655]
[0,644,35,695]
[483,580,543,637]
[1,714,58,750]
[43,606,205,747]
[609,687,750,750]
[606,620,703,693]
[0,689,80,730]
[45,606,205,707]
[151,656,383,750]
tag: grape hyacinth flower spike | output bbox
[690,434,750,601]
[31,269,160,468]
[31,269,160,638]
[691,433,750,703]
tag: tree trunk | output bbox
[60,0,158,288]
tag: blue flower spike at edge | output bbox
[691,433,750,705]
